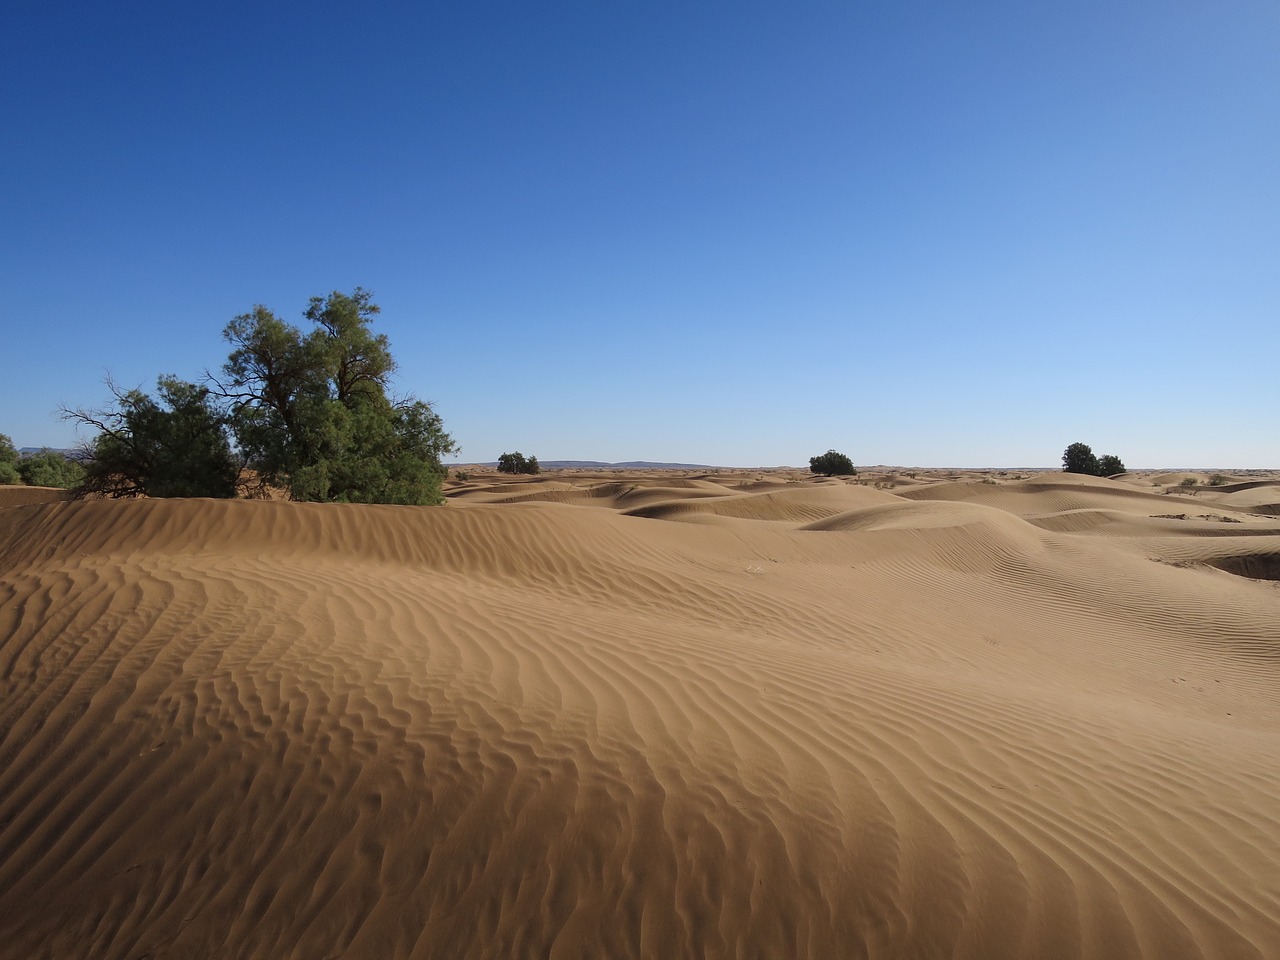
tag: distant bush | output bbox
[1208,473,1228,487]
[0,436,84,488]
[1179,477,1199,489]
[17,449,84,488]
[0,434,18,485]
[1063,442,1125,477]
[1097,454,1126,476]
[497,451,540,475]
[809,449,856,476]
[1062,442,1099,475]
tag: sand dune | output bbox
[0,485,69,508]
[1,470,1278,959]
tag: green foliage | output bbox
[809,449,856,476]
[0,434,18,485]
[215,289,457,504]
[497,451,540,475]
[1063,443,1127,477]
[1096,454,1126,476]
[1208,473,1228,486]
[17,449,84,488]
[1180,476,1199,488]
[61,288,455,505]
[1062,442,1100,475]
[64,377,240,499]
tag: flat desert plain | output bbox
[1,468,1278,960]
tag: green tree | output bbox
[1062,442,1100,476]
[63,377,241,499]
[0,434,19,485]
[809,449,856,476]
[497,451,540,475]
[304,288,393,406]
[214,288,457,504]
[17,449,84,488]
[1096,454,1126,476]
[219,304,328,491]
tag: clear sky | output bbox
[3,1,1277,467]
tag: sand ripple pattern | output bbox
[1,473,1278,960]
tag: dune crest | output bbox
[2,470,1278,959]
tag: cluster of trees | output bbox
[0,435,83,488]
[497,451,540,474]
[1062,442,1126,477]
[810,449,857,476]
[63,289,458,504]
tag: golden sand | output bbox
[1,469,1277,958]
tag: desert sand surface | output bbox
[1,468,1278,959]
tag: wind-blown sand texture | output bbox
[1,469,1278,959]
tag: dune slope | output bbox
[1,475,1278,959]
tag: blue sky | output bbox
[3,1,1277,467]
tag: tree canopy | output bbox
[64,377,241,499]
[1062,442,1125,477]
[0,434,18,485]
[809,449,856,476]
[1096,454,1126,476]
[63,288,457,504]
[497,451,540,475]
[0,435,84,488]
[213,289,456,504]
[17,449,84,488]
[1062,442,1099,476]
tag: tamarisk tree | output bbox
[213,288,457,504]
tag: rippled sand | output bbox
[1,469,1277,959]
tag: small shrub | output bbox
[1208,474,1228,487]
